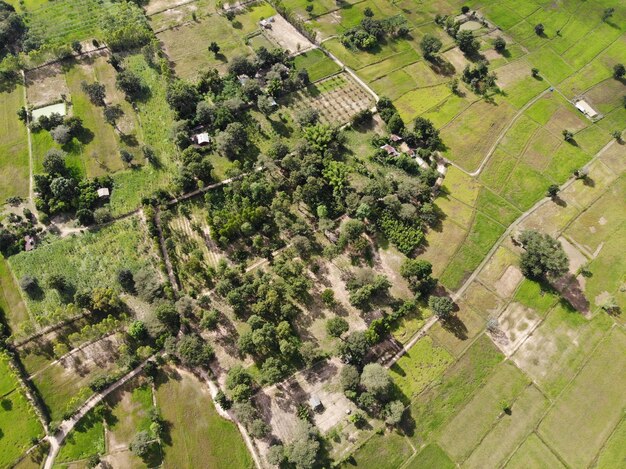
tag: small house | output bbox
[309,395,323,412]
[380,144,399,156]
[389,134,403,143]
[24,235,35,252]
[575,100,599,119]
[97,187,110,198]
[237,74,250,85]
[193,132,211,146]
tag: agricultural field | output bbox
[0,353,44,468]
[8,216,162,326]
[0,0,623,467]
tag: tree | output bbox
[120,149,133,166]
[50,125,72,145]
[326,317,349,338]
[562,129,574,141]
[295,107,319,128]
[103,104,124,129]
[612,130,622,142]
[91,287,122,313]
[519,230,569,280]
[494,36,506,52]
[364,6,374,17]
[461,5,470,14]
[400,258,435,296]
[602,7,615,22]
[531,67,540,78]
[320,288,335,307]
[81,81,106,106]
[456,30,479,55]
[534,23,545,35]
[546,184,560,198]
[129,431,152,458]
[284,421,320,469]
[420,34,442,60]
[429,296,454,319]
[128,320,146,340]
[19,275,39,296]
[94,207,112,225]
[257,94,277,116]
[43,149,67,175]
[337,331,370,365]
[155,302,180,330]
[613,63,625,80]
[117,269,135,292]
[177,334,214,367]
[339,364,360,391]
[208,41,220,56]
[166,79,200,118]
[267,445,285,466]
[384,400,405,426]
[360,363,391,398]
[116,69,144,102]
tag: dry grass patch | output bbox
[489,302,542,357]
[25,63,70,108]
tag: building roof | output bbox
[380,144,398,156]
[24,235,35,251]
[389,134,403,142]
[575,100,598,118]
[309,395,322,409]
[97,187,110,198]
[193,132,211,145]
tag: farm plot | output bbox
[31,334,123,424]
[156,11,256,79]
[0,354,44,468]
[0,85,30,201]
[56,407,105,464]
[156,367,253,469]
[282,73,374,126]
[293,48,341,82]
[538,328,626,468]
[8,217,162,325]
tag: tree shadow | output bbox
[440,314,468,340]
[120,133,139,147]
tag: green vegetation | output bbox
[57,406,105,463]
[0,354,44,468]
[9,217,160,323]
[156,369,253,469]
[293,49,341,82]
[0,85,29,201]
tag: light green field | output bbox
[390,335,453,399]
[0,85,30,201]
[342,431,415,469]
[9,217,160,323]
[156,368,253,469]
[0,354,44,468]
[405,443,455,469]
[504,433,565,469]
[538,329,626,468]
[293,49,341,82]
[57,407,105,463]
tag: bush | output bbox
[428,296,454,318]
[326,317,349,338]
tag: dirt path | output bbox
[154,207,180,294]
[43,357,154,469]
[21,70,35,202]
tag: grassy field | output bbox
[343,431,415,469]
[0,354,44,468]
[0,256,31,336]
[390,336,453,400]
[293,49,341,82]
[538,328,626,468]
[56,407,105,463]
[9,217,160,324]
[0,85,30,201]
[156,368,253,469]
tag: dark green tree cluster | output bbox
[34,149,113,219]
[518,230,569,280]
[101,1,153,52]
[0,1,28,61]
[340,14,409,50]
[0,210,39,256]
[461,61,498,94]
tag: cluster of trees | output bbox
[518,230,569,280]
[0,209,39,256]
[340,14,409,50]
[340,363,405,426]
[267,420,321,469]
[101,1,153,52]
[0,1,28,61]
[377,98,443,151]
[22,110,88,146]
[461,61,498,94]
[33,149,113,220]
[434,15,480,56]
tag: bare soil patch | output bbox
[25,63,70,108]
[495,60,531,89]
[544,107,587,135]
[263,14,315,54]
[490,302,542,356]
[494,265,524,298]
[558,236,588,274]
[442,47,470,73]
[256,358,356,442]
